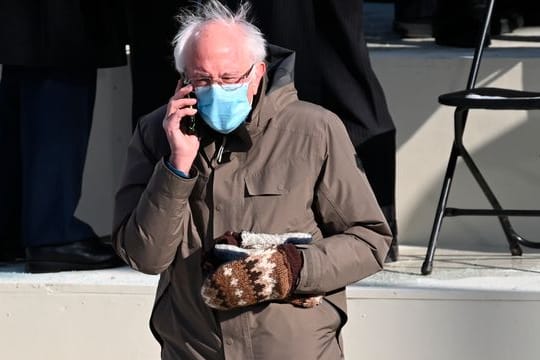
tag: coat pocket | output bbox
[244,157,311,196]
[243,160,314,233]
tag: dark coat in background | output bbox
[125,0,188,127]
[0,0,126,68]
[225,0,395,145]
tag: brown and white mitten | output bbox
[201,244,302,310]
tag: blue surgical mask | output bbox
[195,83,252,134]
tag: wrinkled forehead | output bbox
[185,21,252,73]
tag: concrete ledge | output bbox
[0,266,160,360]
[2,247,540,359]
[346,246,540,360]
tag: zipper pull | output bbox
[217,136,227,164]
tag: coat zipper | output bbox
[216,136,227,164]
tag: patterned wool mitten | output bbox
[201,243,303,310]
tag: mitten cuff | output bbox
[215,231,242,246]
[277,243,303,291]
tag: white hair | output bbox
[172,0,267,73]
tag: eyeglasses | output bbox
[185,64,255,91]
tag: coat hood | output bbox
[248,44,298,131]
[265,44,296,95]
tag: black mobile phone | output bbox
[180,91,197,135]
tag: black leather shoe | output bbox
[0,246,25,263]
[25,236,124,273]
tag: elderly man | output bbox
[113,1,391,359]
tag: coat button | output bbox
[215,205,222,211]
[225,338,233,345]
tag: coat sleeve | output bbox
[112,121,199,275]
[295,112,393,294]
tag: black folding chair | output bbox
[421,0,540,275]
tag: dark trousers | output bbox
[395,0,438,21]
[356,130,398,249]
[0,65,97,248]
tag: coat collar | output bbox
[199,44,298,166]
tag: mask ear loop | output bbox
[245,63,257,83]
[246,63,264,105]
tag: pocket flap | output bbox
[244,158,310,196]
[245,174,288,196]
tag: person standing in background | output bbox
[0,0,126,272]
[224,0,399,261]
[125,1,190,130]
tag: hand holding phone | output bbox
[163,80,200,174]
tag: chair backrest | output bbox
[467,0,495,90]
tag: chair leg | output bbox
[421,145,461,275]
[460,148,523,256]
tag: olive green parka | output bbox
[113,47,392,360]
